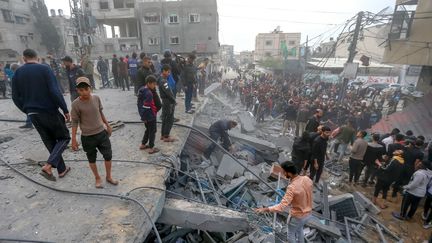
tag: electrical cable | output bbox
[0,158,163,243]
[0,238,55,243]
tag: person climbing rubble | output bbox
[203,119,238,159]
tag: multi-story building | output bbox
[335,24,391,63]
[219,44,234,66]
[254,28,301,61]
[383,0,432,93]
[0,0,46,64]
[85,0,219,58]
[49,9,76,57]
[313,38,336,58]
[239,51,254,65]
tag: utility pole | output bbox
[304,35,308,81]
[339,11,363,102]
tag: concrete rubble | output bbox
[151,89,404,243]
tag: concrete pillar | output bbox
[125,21,130,38]
[111,25,115,38]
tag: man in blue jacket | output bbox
[12,49,71,181]
[203,120,238,159]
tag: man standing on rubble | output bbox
[310,126,331,184]
[255,161,313,243]
[203,120,238,159]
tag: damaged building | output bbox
[84,0,219,58]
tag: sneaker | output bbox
[391,212,405,221]
[185,110,195,114]
[423,212,429,221]
[424,222,432,229]
[19,124,33,129]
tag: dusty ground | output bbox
[0,89,200,242]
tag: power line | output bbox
[222,4,355,15]
[219,15,337,25]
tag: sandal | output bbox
[59,167,71,178]
[40,170,56,181]
[106,178,119,186]
[148,148,160,154]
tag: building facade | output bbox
[254,30,301,61]
[313,38,336,58]
[0,0,46,64]
[239,51,254,65]
[219,44,234,66]
[85,0,219,58]
[383,0,432,93]
[49,9,75,58]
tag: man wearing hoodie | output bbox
[373,150,405,209]
[362,133,386,187]
[392,160,432,221]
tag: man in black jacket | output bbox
[310,126,331,183]
[203,120,238,159]
[136,56,154,92]
[305,109,323,133]
[159,65,177,142]
[112,55,119,88]
[362,133,385,187]
[181,54,197,113]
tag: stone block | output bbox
[216,154,248,179]
[220,176,248,194]
[237,111,256,133]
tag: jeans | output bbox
[204,131,221,159]
[287,214,312,243]
[25,115,32,127]
[161,103,175,137]
[349,158,364,183]
[30,112,70,174]
[400,192,422,219]
[142,120,157,148]
[185,85,193,111]
[337,143,348,163]
[100,72,109,88]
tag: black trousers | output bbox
[119,74,129,91]
[112,72,119,88]
[161,103,175,137]
[400,192,422,219]
[142,120,157,148]
[30,112,70,174]
[424,193,432,223]
[309,160,324,183]
[363,164,377,184]
[349,158,364,183]
[392,169,413,198]
[374,179,392,199]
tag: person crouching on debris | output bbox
[203,120,238,159]
[159,64,177,142]
[71,77,118,189]
[138,75,160,154]
[255,161,313,243]
[372,149,405,209]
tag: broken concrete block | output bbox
[306,217,342,238]
[237,111,256,133]
[158,198,250,232]
[352,191,381,215]
[221,176,248,194]
[204,83,221,96]
[234,236,249,243]
[204,166,216,177]
[269,164,288,180]
[216,155,247,179]
[248,230,275,243]
[229,131,276,151]
[244,172,259,182]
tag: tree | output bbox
[32,0,62,55]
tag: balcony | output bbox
[92,7,135,19]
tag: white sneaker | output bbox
[424,223,432,229]
[423,212,429,221]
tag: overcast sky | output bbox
[45,0,395,53]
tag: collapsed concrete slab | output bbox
[204,83,222,96]
[157,198,250,232]
[306,217,342,239]
[237,111,256,133]
[229,131,276,151]
[352,191,381,215]
[216,154,248,179]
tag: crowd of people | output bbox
[9,48,217,188]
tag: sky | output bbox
[45,0,396,53]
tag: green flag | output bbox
[281,41,288,59]
[290,47,297,57]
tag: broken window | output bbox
[19,35,28,43]
[168,14,179,24]
[170,36,180,45]
[148,37,159,46]
[144,13,160,23]
[265,40,272,46]
[99,1,109,10]
[120,44,127,51]
[1,9,13,23]
[113,0,124,9]
[15,16,25,24]
[189,13,200,23]
[389,2,417,40]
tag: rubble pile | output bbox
[146,91,403,242]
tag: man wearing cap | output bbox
[12,49,71,181]
[62,55,85,102]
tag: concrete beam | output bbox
[157,198,250,232]
[229,131,277,151]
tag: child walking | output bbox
[71,77,118,188]
[138,75,160,154]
